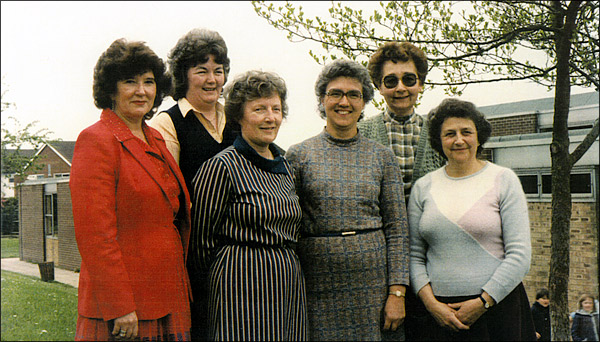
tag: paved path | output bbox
[1,258,79,288]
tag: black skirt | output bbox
[421,283,537,341]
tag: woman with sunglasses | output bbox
[286,59,409,340]
[358,41,446,340]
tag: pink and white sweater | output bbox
[408,162,531,303]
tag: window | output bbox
[518,175,538,194]
[44,193,58,236]
[541,173,593,195]
[517,167,596,201]
[27,174,45,180]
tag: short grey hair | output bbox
[224,70,288,125]
[314,59,375,120]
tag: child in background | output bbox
[571,293,599,341]
[531,288,551,341]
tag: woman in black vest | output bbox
[149,27,236,341]
[150,28,236,192]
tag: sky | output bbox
[1,1,590,150]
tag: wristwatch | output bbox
[479,294,491,309]
[389,290,405,298]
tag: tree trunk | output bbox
[548,2,580,340]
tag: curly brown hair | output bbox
[367,41,428,90]
[428,98,492,160]
[314,59,375,120]
[168,28,230,101]
[93,38,171,120]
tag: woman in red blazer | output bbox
[70,39,191,341]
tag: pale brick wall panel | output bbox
[523,202,599,313]
[57,183,81,271]
[18,184,45,263]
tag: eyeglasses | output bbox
[325,89,363,101]
[382,73,418,88]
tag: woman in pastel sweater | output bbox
[408,98,536,341]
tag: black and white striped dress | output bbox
[190,136,307,341]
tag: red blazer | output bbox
[70,109,191,321]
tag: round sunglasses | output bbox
[382,73,418,88]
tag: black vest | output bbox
[165,104,237,192]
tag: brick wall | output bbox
[36,148,71,175]
[57,182,81,271]
[488,114,537,137]
[523,201,599,313]
[14,147,71,184]
[18,184,45,263]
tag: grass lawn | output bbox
[1,270,77,341]
[1,237,19,258]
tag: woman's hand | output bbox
[112,311,138,339]
[448,292,494,327]
[382,287,406,331]
[447,298,487,326]
[427,300,471,332]
[418,284,470,332]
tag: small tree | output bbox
[1,85,55,239]
[2,85,54,182]
[253,1,599,339]
[1,116,52,179]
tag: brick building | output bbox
[480,91,599,313]
[17,141,81,271]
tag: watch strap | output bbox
[389,290,405,298]
[478,294,490,309]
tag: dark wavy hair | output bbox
[314,59,375,120]
[368,41,428,90]
[536,288,549,300]
[93,38,171,119]
[168,28,230,100]
[224,70,288,127]
[428,98,492,160]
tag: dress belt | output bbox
[223,238,296,250]
[302,227,382,238]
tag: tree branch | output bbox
[570,118,600,167]
[569,62,600,88]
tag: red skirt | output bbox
[75,310,191,341]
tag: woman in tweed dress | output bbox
[286,59,410,341]
[191,70,307,341]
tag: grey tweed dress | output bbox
[286,130,409,341]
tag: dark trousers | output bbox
[189,277,210,341]
[421,283,537,341]
[404,286,430,341]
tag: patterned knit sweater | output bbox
[408,162,531,303]
[357,111,445,187]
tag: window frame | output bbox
[515,166,597,202]
[43,193,58,236]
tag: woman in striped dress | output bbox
[190,70,307,341]
[286,59,410,340]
